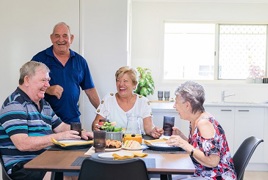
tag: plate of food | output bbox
[106,139,122,148]
[144,139,183,151]
[98,151,133,159]
[105,148,121,152]
[122,140,142,150]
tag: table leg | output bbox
[160,174,172,180]
[50,172,63,180]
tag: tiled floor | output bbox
[244,171,268,180]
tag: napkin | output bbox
[85,146,95,155]
[51,138,93,147]
[144,139,167,146]
[112,152,148,160]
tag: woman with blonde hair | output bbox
[92,66,163,138]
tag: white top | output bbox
[96,93,152,131]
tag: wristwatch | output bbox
[190,148,195,157]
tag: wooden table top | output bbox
[24,148,195,175]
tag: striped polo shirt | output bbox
[0,87,62,173]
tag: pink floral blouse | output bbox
[188,116,237,180]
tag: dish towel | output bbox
[51,138,93,147]
[112,152,148,160]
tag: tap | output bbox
[221,91,235,102]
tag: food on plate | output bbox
[123,140,142,149]
[99,121,122,132]
[106,139,122,148]
[123,134,142,144]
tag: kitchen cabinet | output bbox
[205,106,265,163]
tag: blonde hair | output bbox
[115,66,138,85]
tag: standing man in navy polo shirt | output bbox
[32,22,100,125]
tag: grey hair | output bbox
[19,61,50,85]
[52,22,71,34]
[175,81,205,114]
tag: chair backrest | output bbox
[78,157,149,180]
[233,136,264,180]
[0,152,13,180]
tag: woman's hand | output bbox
[93,123,101,131]
[166,135,190,151]
[150,127,164,139]
[172,127,188,141]
[172,127,182,135]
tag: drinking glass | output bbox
[164,91,170,101]
[70,122,82,136]
[158,91,163,101]
[163,116,175,136]
[93,131,106,152]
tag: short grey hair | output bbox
[52,22,71,35]
[19,61,50,85]
[175,81,205,114]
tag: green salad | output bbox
[99,121,122,132]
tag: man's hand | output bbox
[46,85,63,99]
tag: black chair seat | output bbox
[78,157,149,180]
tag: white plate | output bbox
[105,148,121,152]
[122,146,142,151]
[150,142,171,147]
[98,151,133,159]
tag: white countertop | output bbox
[150,101,268,110]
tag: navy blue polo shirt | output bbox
[32,46,95,124]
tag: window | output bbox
[163,23,267,80]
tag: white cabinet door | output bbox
[205,106,235,154]
[234,107,265,163]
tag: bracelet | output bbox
[190,148,195,157]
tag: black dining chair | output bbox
[233,136,264,180]
[0,152,12,180]
[78,157,149,180]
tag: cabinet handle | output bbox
[238,110,250,112]
[220,109,232,112]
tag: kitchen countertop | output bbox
[150,101,268,110]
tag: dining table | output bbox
[24,137,195,180]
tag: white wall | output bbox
[0,0,128,131]
[0,0,80,104]
[79,0,128,130]
[131,1,268,103]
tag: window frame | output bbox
[162,22,268,83]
